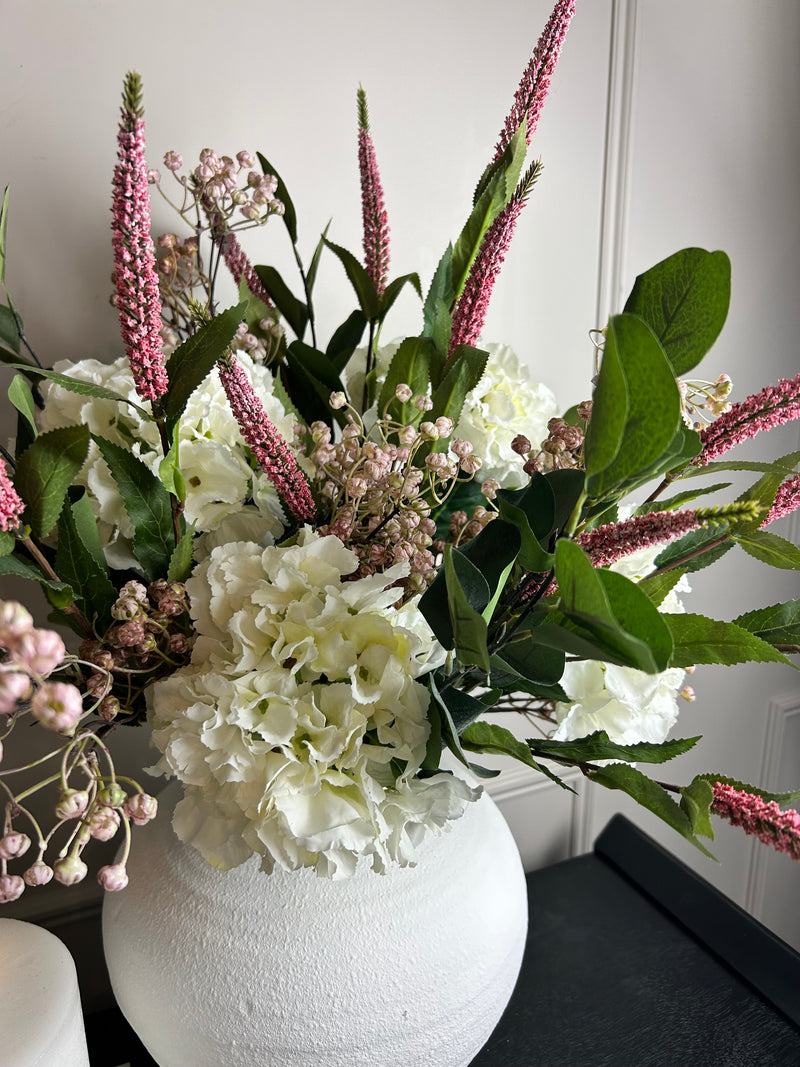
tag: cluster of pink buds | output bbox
[440,505,497,550]
[311,387,481,596]
[152,148,283,231]
[78,579,193,722]
[678,374,733,429]
[512,402,592,474]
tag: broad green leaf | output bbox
[636,568,686,608]
[0,304,20,354]
[498,632,565,686]
[587,314,682,496]
[94,436,178,580]
[596,568,673,671]
[376,336,436,423]
[457,518,521,622]
[253,265,308,339]
[589,762,714,857]
[13,425,90,537]
[322,238,381,321]
[584,328,628,480]
[56,494,116,631]
[664,613,792,667]
[285,340,348,429]
[158,435,186,502]
[461,720,574,791]
[444,545,490,672]
[5,365,152,421]
[237,275,279,338]
[256,153,298,245]
[168,525,195,582]
[327,310,367,371]
[487,652,569,702]
[423,244,454,353]
[546,468,587,536]
[380,272,422,319]
[0,554,73,606]
[67,487,107,573]
[734,600,800,647]
[734,529,800,570]
[495,475,555,572]
[528,730,699,766]
[428,674,497,776]
[555,538,615,627]
[422,699,443,771]
[0,531,14,557]
[163,302,247,438]
[680,777,715,839]
[623,248,731,376]
[8,375,36,437]
[426,344,489,443]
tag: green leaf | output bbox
[422,245,454,354]
[734,529,800,570]
[305,220,331,296]
[427,344,489,436]
[322,238,381,321]
[327,310,367,371]
[94,436,178,580]
[679,457,800,479]
[547,468,587,536]
[735,452,800,532]
[498,632,565,686]
[487,652,568,701]
[680,777,715,839]
[589,761,714,857]
[285,340,347,428]
[461,720,574,792]
[444,545,490,672]
[458,518,521,622]
[623,248,731,376]
[0,304,21,354]
[584,326,628,480]
[428,674,494,775]
[0,187,9,287]
[157,435,186,502]
[636,568,686,608]
[254,265,308,339]
[13,425,89,537]
[0,554,73,607]
[496,476,555,572]
[380,272,422,319]
[0,531,14,557]
[376,336,435,424]
[635,483,732,515]
[529,730,700,766]
[167,524,195,582]
[596,568,674,671]
[586,314,682,497]
[653,523,734,574]
[664,613,792,667]
[256,153,298,245]
[8,374,37,437]
[55,493,116,631]
[734,600,800,647]
[5,365,152,421]
[163,302,247,438]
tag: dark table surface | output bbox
[86,814,800,1067]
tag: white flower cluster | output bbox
[454,343,559,488]
[148,529,479,878]
[39,352,293,568]
[554,541,691,746]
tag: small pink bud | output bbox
[329,391,347,410]
[163,150,183,171]
[98,782,127,808]
[123,793,158,826]
[511,434,532,456]
[0,874,24,902]
[680,686,696,702]
[55,789,90,820]
[97,864,129,891]
[23,861,54,887]
[88,805,121,841]
[31,682,84,734]
[0,832,31,860]
[0,601,34,646]
[12,628,66,676]
[53,856,88,886]
[0,670,33,713]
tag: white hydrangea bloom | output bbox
[553,537,691,746]
[38,352,298,567]
[454,343,559,488]
[149,529,479,878]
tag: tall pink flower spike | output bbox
[698,372,800,465]
[357,87,391,296]
[712,782,800,859]
[111,72,168,403]
[216,356,315,523]
[763,474,800,526]
[577,509,703,568]
[450,0,575,354]
[0,460,23,532]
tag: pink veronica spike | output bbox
[697,373,800,465]
[216,356,315,523]
[357,88,391,296]
[762,474,800,527]
[712,782,800,859]
[577,509,703,569]
[0,460,24,532]
[111,72,168,403]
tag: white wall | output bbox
[1,0,798,942]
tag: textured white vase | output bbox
[103,779,528,1067]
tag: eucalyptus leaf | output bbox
[13,425,90,538]
[444,545,490,672]
[461,720,574,792]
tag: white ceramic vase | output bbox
[103,780,528,1067]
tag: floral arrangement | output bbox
[1,0,799,896]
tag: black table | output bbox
[86,814,800,1067]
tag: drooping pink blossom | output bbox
[0,461,24,533]
[697,373,800,466]
[111,72,168,403]
[217,357,315,523]
[357,88,391,296]
[577,509,703,568]
[712,782,800,859]
[493,0,576,161]
[762,474,800,527]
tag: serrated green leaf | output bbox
[94,436,178,580]
[423,245,454,360]
[376,336,435,424]
[623,248,731,376]
[0,553,73,605]
[167,525,195,582]
[735,451,800,532]
[734,529,800,570]
[380,272,422,319]
[253,265,308,339]
[13,425,89,537]
[327,310,367,370]
[734,600,800,647]
[163,302,247,438]
[427,344,489,441]
[636,568,686,608]
[589,762,715,857]
[529,730,699,766]
[56,494,116,631]
[664,613,792,667]
[461,720,574,792]
[256,153,298,245]
[680,777,715,839]
[323,238,381,321]
[679,457,800,479]
[653,523,733,574]
[5,365,152,421]
[8,374,36,437]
